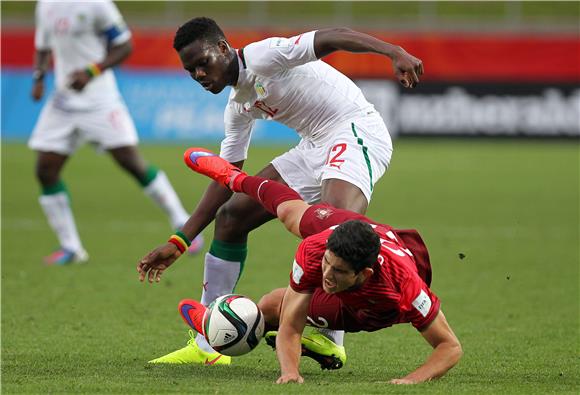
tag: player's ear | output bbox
[217,40,230,53]
[361,267,373,280]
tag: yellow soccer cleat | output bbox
[148,330,231,366]
[264,329,346,370]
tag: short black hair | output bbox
[173,17,226,52]
[327,220,380,273]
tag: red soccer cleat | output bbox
[178,299,207,335]
[183,148,246,191]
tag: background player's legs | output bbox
[35,151,87,263]
[108,146,202,248]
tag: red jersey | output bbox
[290,221,440,331]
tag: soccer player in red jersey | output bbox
[141,148,462,384]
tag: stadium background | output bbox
[2,1,579,394]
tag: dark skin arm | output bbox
[69,40,133,91]
[137,160,245,283]
[313,28,424,88]
[31,49,51,101]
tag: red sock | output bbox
[238,176,302,216]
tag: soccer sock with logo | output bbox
[235,176,302,216]
[38,181,84,253]
[141,167,191,229]
[316,328,345,346]
[195,240,247,353]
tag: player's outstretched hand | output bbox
[391,47,424,89]
[69,69,92,91]
[389,378,417,385]
[31,80,44,101]
[276,374,304,384]
[137,243,182,283]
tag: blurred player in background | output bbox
[175,148,462,384]
[139,17,423,365]
[30,0,203,265]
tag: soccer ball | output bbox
[203,294,265,356]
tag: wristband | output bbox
[85,63,102,78]
[168,237,186,253]
[168,231,191,254]
[174,231,192,247]
[32,70,45,81]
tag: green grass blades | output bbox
[2,140,578,393]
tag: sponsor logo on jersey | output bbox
[255,82,266,97]
[269,37,291,48]
[412,289,432,317]
[314,207,334,220]
[292,260,304,284]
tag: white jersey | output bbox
[221,31,378,163]
[35,0,131,111]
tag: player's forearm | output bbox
[179,181,233,240]
[401,341,462,383]
[100,41,133,71]
[314,28,403,60]
[276,324,303,378]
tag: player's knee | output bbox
[35,163,60,186]
[276,204,298,234]
[258,289,284,327]
[215,203,251,236]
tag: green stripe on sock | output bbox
[351,123,374,192]
[209,240,248,263]
[139,166,159,187]
[42,180,67,195]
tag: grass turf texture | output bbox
[2,140,578,394]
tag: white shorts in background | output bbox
[28,98,139,155]
[271,114,393,204]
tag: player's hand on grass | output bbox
[31,80,44,101]
[391,47,423,89]
[389,378,417,385]
[276,373,304,384]
[69,69,92,91]
[137,243,182,283]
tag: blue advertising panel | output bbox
[1,68,299,143]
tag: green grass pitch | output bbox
[1,139,578,394]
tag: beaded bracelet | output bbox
[85,63,102,78]
[168,231,191,253]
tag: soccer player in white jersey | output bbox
[138,17,424,366]
[30,0,203,265]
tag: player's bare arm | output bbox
[137,160,244,283]
[275,287,312,384]
[390,310,462,384]
[69,40,133,91]
[313,28,423,88]
[31,49,51,101]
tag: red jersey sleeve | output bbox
[289,236,325,293]
[399,273,441,330]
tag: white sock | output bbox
[195,252,242,353]
[39,192,83,253]
[143,170,190,229]
[316,328,345,346]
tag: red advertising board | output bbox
[2,28,579,82]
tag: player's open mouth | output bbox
[201,82,212,90]
[324,278,336,289]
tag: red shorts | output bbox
[307,289,393,332]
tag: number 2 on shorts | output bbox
[326,143,347,169]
